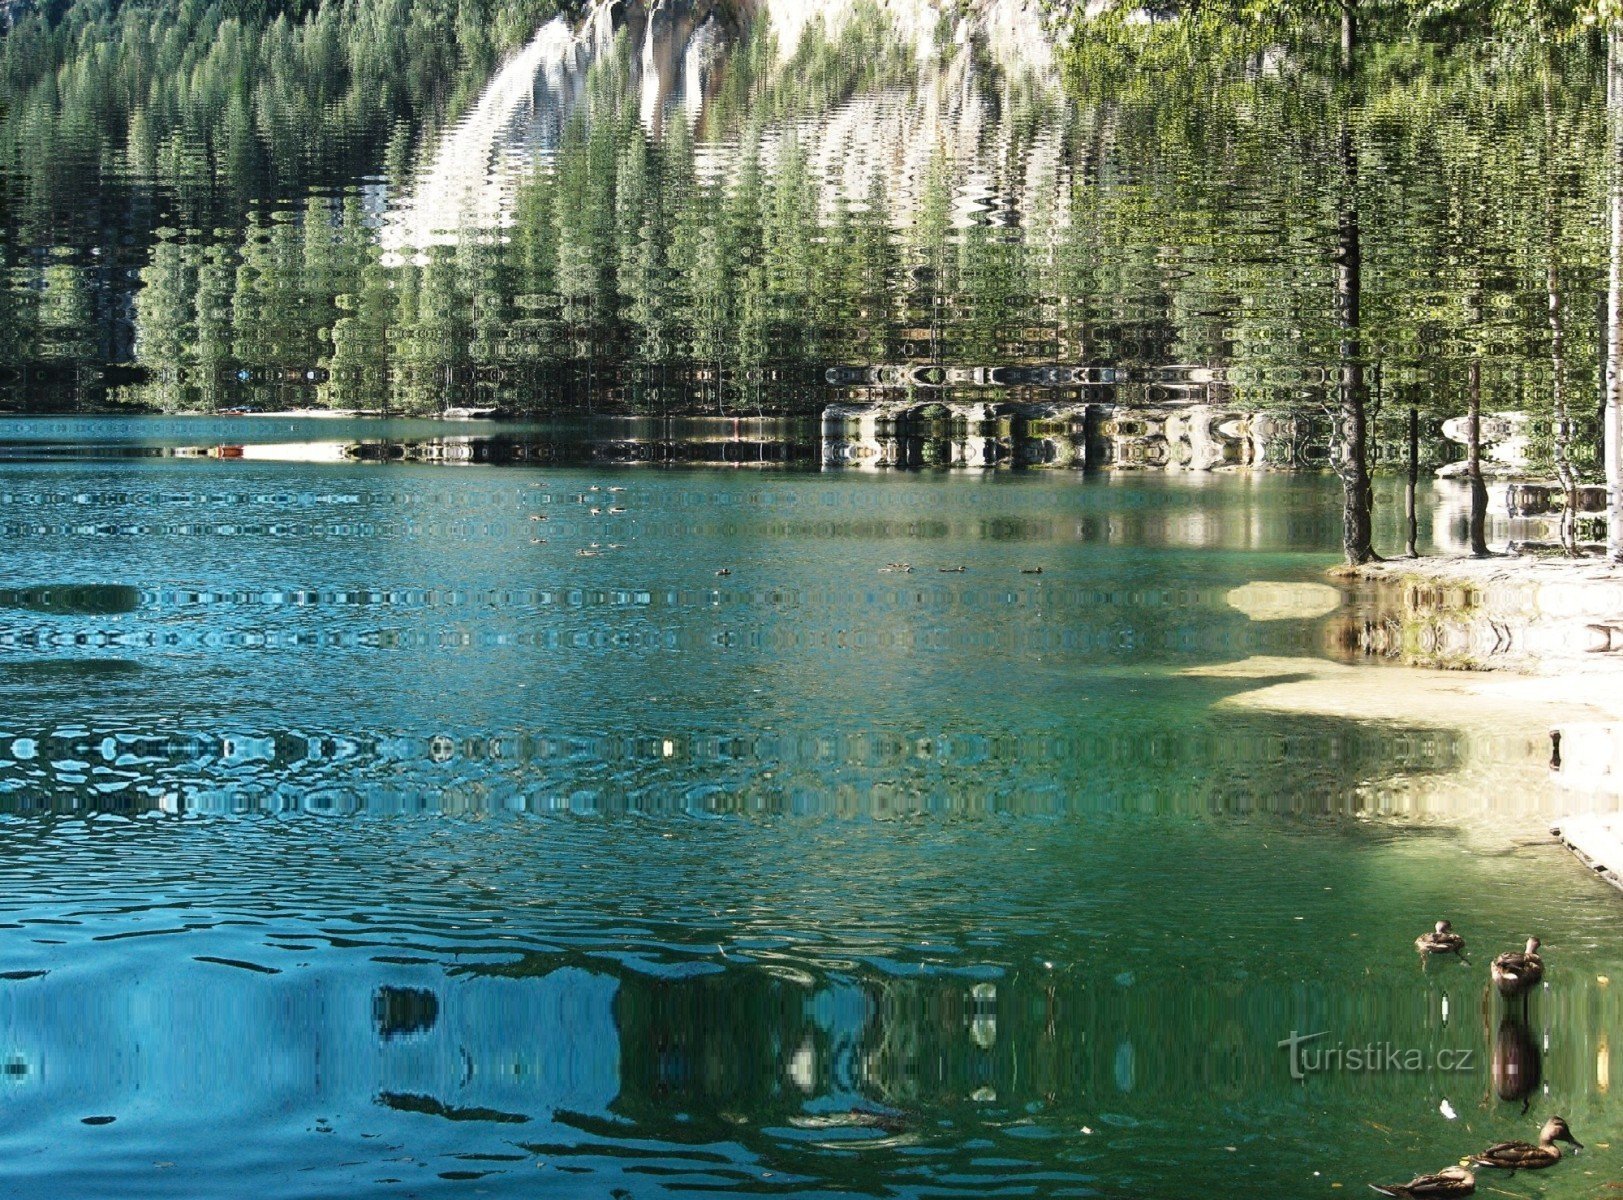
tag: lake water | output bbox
[2,421,1620,1198]
[5,0,1623,1193]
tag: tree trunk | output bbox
[1406,404,1419,557]
[1467,359,1490,557]
[1334,116,1377,565]
[1550,244,1577,554]
[1607,31,1623,561]
[1341,2,1357,73]
[1546,62,1577,555]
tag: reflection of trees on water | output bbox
[326,958,1616,1194]
[415,962,1618,1125]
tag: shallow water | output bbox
[2,429,1620,1198]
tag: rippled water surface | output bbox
[5,0,1623,1191]
[2,432,1621,1198]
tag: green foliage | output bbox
[703,1,914,135]
[0,0,566,212]
[3,0,1617,468]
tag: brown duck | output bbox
[1368,1165,1474,1197]
[1415,920,1466,960]
[1490,937,1544,997]
[1470,1116,1581,1170]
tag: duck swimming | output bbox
[1415,920,1466,960]
[1470,1116,1581,1170]
[1020,566,1043,575]
[1368,1165,1474,1197]
[1491,937,1544,997]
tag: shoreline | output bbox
[1350,555,1623,802]
[1185,653,1619,819]
[1202,557,1623,814]
[1320,555,1623,805]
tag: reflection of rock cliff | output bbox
[820,402,1329,471]
[384,0,1062,250]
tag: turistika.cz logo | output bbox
[1277,1030,1477,1081]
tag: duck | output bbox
[715,568,731,577]
[1415,920,1466,960]
[1491,937,1544,997]
[1368,1165,1475,1197]
[1470,1115,1580,1169]
[938,566,966,573]
[1021,567,1043,575]
[608,506,626,514]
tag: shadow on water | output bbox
[0,659,142,679]
[0,584,141,615]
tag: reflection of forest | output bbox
[0,1,1608,501]
[406,964,1618,1121]
[32,959,1602,1183]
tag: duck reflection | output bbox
[1490,1014,1541,1113]
[373,985,440,1040]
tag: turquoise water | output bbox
[1,424,1620,1197]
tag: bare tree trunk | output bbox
[1607,31,1623,561]
[1467,359,1490,557]
[1341,2,1357,73]
[1334,116,1377,565]
[1550,248,1577,554]
[1406,404,1419,557]
[1545,63,1578,555]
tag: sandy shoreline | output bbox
[1187,653,1622,815]
[1203,556,1623,810]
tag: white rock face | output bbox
[382,14,593,255]
[383,0,1064,252]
